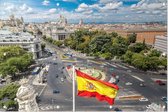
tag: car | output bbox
[161,97,167,103]
[139,98,148,102]
[125,82,132,86]
[140,83,146,87]
[53,90,60,94]
[114,107,122,111]
[61,78,64,82]
[56,74,59,78]
[63,75,66,79]
[155,80,166,86]
[53,62,57,65]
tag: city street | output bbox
[35,41,167,111]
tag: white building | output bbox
[0,29,42,59]
[154,35,167,55]
[51,26,72,41]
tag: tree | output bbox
[89,34,112,54]
[129,43,147,53]
[53,40,63,47]
[100,52,112,60]
[0,83,19,110]
[148,49,161,57]
[127,33,136,44]
[123,51,134,64]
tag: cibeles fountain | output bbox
[16,79,39,112]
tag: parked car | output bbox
[125,82,132,86]
[139,98,148,102]
[155,80,166,86]
[53,90,60,94]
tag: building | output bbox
[0,29,42,59]
[154,35,167,55]
[115,29,166,45]
[51,26,72,41]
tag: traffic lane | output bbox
[47,63,73,98]
[113,70,166,102]
[70,57,166,102]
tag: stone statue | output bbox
[16,79,39,112]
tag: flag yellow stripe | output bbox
[77,76,118,98]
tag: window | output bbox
[58,35,65,40]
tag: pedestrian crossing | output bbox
[105,62,135,70]
[39,104,61,110]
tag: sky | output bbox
[0,0,167,23]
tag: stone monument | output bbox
[16,79,39,112]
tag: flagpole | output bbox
[72,65,75,112]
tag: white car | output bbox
[125,82,132,86]
[61,78,64,82]
[139,98,148,102]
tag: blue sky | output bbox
[0,0,167,23]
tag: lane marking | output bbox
[115,63,129,69]
[105,62,117,68]
[131,75,144,82]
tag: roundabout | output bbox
[66,66,106,81]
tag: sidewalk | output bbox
[32,75,46,86]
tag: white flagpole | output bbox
[72,65,75,112]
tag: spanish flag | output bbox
[76,69,119,105]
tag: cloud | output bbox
[99,0,139,4]
[48,8,57,14]
[100,2,123,11]
[62,0,76,2]
[42,0,50,6]
[75,3,89,12]
[4,3,17,12]
[20,4,33,14]
[131,0,167,10]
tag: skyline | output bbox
[0,0,167,23]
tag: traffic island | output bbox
[119,95,143,100]
[66,67,106,81]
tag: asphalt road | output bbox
[37,40,167,111]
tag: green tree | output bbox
[123,51,134,64]
[148,49,161,57]
[127,33,136,44]
[129,42,147,53]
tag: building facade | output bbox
[0,29,42,59]
[115,29,166,45]
[154,35,167,55]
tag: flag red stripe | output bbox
[76,69,119,90]
[78,90,115,105]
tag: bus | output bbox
[32,67,41,75]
